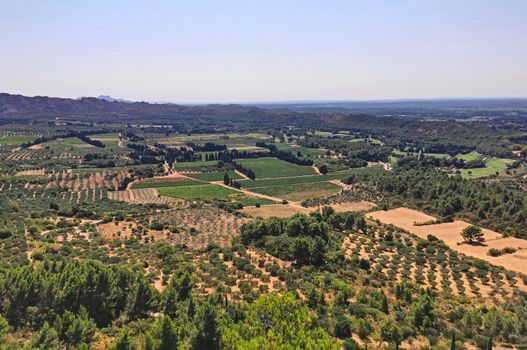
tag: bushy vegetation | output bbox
[345,158,527,238]
[2,107,527,349]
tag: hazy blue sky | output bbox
[1,0,526,102]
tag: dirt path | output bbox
[234,169,250,180]
[24,226,32,262]
[163,161,172,174]
[129,169,311,211]
[312,165,322,175]
[328,179,351,190]
[212,181,284,203]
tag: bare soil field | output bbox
[367,207,527,274]
[330,200,376,212]
[240,204,313,218]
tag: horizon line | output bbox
[2,91,527,106]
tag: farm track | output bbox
[211,181,284,203]
[234,169,250,180]
[328,179,351,190]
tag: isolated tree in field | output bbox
[319,164,328,175]
[461,225,485,243]
[223,173,230,185]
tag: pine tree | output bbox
[193,301,220,350]
[156,317,178,350]
[163,284,178,318]
[31,322,60,350]
[381,293,389,313]
[486,332,493,350]
[143,334,154,350]
[111,330,133,350]
[188,297,196,319]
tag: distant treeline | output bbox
[232,161,256,180]
[345,157,527,239]
[129,143,165,164]
[256,142,314,166]
[78,135,105,148]
[204,149,269,163]
[21,129,111,149]
[186,142,227,152]
[298,137,391,163]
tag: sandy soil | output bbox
[97,220,168,241]
[240,204,314,218]
[330,200,376,212]
[367,207,527,274]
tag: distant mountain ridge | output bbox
[0,92,321,128]
[0,92,186,117]
[95,95,133,103]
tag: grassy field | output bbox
[88,133,120,138]
[87,133,122,147]
[313,130,334,137]
[388,155,398,166]
[274,143,326,156]
[349,137,384,145]
[238,170,357,189]
[250,181,341,201]
[41,137,93,149]
[236,157,315,178]
[455,152,479,162]
[0,135,39,145]
[131,179,201,189]
[158,183,272,205]
[460,158,513,179]
[185,171,242,181]
[173,160,219,169]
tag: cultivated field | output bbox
[185,171,242,181]
[367,207,527,274]
[274,143,326,156]
[0,134,40,145]
[131,178,201,189]
[342,222,527,299]
[173,160,219,170]
[107,188,179,205]
[235,157,316,178]
[460,157,513,179]
[250,181,341,202]
[158,183,273,206]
